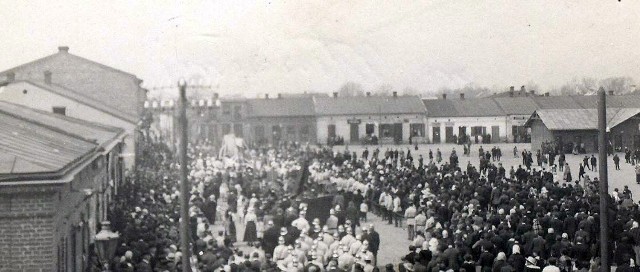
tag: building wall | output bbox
[0,82,136,169]
[316,114,426,144]
[506,115,532,143]
[247,116,317,145]
[610,116,640,151]
[529,119,555,152]
[427,116,508,143]
[6,51,145,117]
[0,152,113,272]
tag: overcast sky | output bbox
[2,0,639,97]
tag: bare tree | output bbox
[599,76,635,94]
[371,83,393,96]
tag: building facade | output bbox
[0,46,146,169]
[526,108,640,153]
[314,94,427,145]
[0,102,125,271]
[246,96,317,145]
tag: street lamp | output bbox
[94,221,120,271]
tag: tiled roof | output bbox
[0,101,125,178]
[0,101,125,145]
[247,97,315,117]
[422,98,504,117]
[314,96,426,116]
[492,97,539,115]
[528,108,640,130]
[531,96,583,109]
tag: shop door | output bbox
[393,123,403,143]
[491,126,500,143]
[350,124,359,143]
[433,127,441,143]
[445,127,454,143]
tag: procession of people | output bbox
[100,133,640,272]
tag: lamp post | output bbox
[94,221,120,272]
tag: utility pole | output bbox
[598,88,610,272]
[178,79,192,272]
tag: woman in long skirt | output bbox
[243,208,258,245]
[225,211,236,243]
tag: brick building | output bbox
[0,46,146,169]
[0,102,126,271]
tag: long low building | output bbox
[0,101,126,271]
[526,108,640,154]
[146,91,640,148]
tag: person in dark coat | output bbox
[135,253,153,272]
[262,221,279,255]
[202,195,217,225]
[367,224,380,265]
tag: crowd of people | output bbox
[98,134,640,272]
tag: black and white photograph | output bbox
[2,1,640,271]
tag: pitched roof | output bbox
[492,97,539,115]
[246,97,315,117]
[422,98,504,117]
[531,96,583,109]
[314,96,426,116]
[0,49,141,122]
[15,80,137,123]
[526,108,640,130]
[0,101,125,180]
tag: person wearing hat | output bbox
[524,256,541,272]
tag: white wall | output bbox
[427,116,508,143]
[0,81,136,169]
[316,113,426,144]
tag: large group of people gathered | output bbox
[97,133,640,272]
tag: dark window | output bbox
[366,124,375,135]
[222,104,230,115]
[53,106,66,116]
[300,125,310,141]
[233,123,243,137]
[328,124,336,138]
[233,105,242,120]
[410,123,425,137]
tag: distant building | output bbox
[0,101,126,271]
[0,46,146,169]
[314,92,427,145]
[246,96,317,145]
[526,108,640,153]
[423,94,507,144]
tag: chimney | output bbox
[509,86,515,92]
[509,86,514,97]
[520,85,526,93]
[392,91,397,97]
[442,93,447,100]
[460,93,465,100]
[609,90,614,96]
[529,90,535,96]
[58,46,69,53]
[265,94,269,99]
[277,93,282,99]
[333,92,338,98]
[6,71,15,82]
[366,92,371,97]
[544,92,550,97]
[44,71,52,84]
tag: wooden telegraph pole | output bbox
[178,80,192,272]
[598,88,610,272]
